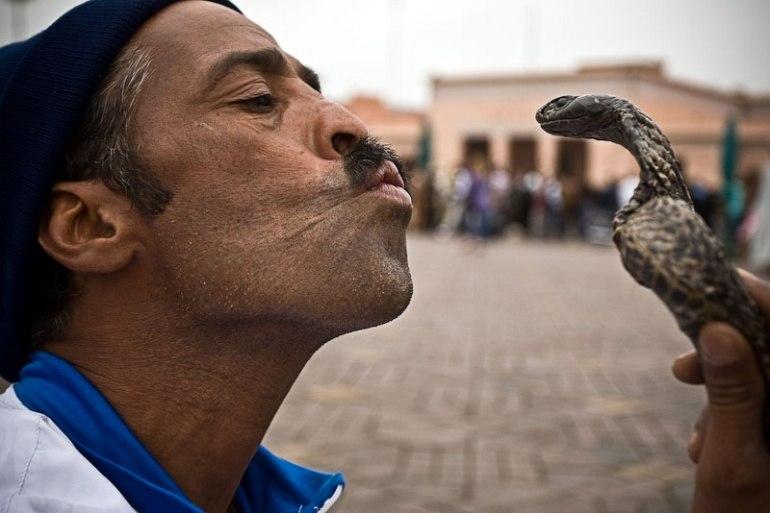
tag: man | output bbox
[0,1,767,512]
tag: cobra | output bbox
[536,94,770,441]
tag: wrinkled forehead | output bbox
[130,1,281,87]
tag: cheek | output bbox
[152,118,347,231]
[140,116,411,327]
[140,122,347,309]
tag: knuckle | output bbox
[707,381,764,409]
[704,355,751,379]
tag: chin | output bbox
[324,258,414,336]
[367,267,414,325]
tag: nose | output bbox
[312,101,368,160]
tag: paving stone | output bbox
[265,236,704,512]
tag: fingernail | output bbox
[737,269,755,288]
[673,350,698,368]
[700,325,741,366]
[671,352,692,375]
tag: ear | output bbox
[38,181,144,274]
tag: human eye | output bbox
[238,93,276,114]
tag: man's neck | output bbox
[45,319,324,513]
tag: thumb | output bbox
[699,322,766,441]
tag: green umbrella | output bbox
[721,116,743,254]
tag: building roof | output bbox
[432,61,769,112]
[345,95,424,124]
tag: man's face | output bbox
[129,1,412,336]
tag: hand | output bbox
[672,269,770,512]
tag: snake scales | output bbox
[536,94,770,440]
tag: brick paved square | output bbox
[264,235,703,513]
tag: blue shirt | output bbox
[5,351,344,513]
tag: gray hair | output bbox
[64,45,172,214]
[30,45,172,343]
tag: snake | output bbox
[535,94,770,440]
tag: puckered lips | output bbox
[359,160,412,207]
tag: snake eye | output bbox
[553,96,575,108]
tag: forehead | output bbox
[132,1,280,81]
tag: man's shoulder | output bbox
[0,386,136,513]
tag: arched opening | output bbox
[509,137,538,175]
[556,139,587,182]
[463,136,490,168]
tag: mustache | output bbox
[343,135,409,189]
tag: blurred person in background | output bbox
[524,169,547,237]
[560,176,582,238]
[464,158,495,239]
[543,175,565,238]
[747,163,770,274]
[507,172,532,235]
[690,181,717,228]
[616,170,639,210]
[579,180,618,245]
[489,165,512,235]
[439,162,473,235]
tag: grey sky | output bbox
[2,0,769,108]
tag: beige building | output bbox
[430,62,770,191]
[344,95,425,166]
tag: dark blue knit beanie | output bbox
[0,0,241,381]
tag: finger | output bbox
[699,323,765,443]
[687,431,698,464]
[688,407,708,464]
[738,268,770,316]
[672,350,704,385]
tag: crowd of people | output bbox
[438,159,770,276]
[440,159,725,245]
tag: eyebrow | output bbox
[297,65,321,93]
[204,48,322,94]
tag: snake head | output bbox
[536,94,626,143]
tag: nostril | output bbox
[331,132,357,157]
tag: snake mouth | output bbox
[538,117,589,135]
[536,94,611,133]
